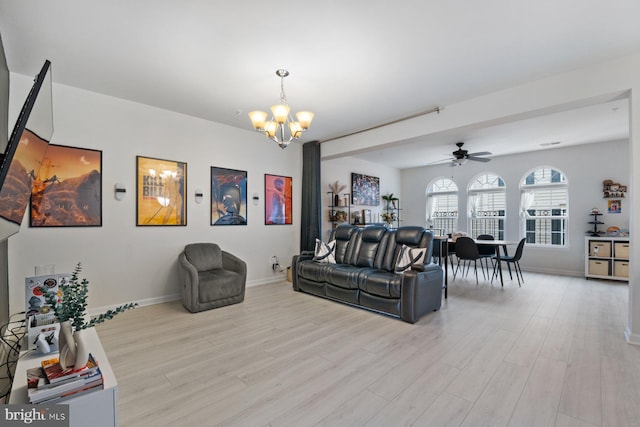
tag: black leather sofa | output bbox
[291,225,443,323]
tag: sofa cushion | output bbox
[185,243,223,271]
[326,264,370,289]
[313,239,336,263]
[355,226,387,268]
[297,260,333,283]
[359,269,402,298]
[395,245,426,273]
[198,269,242,302]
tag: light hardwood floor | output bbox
[96,272,640,427]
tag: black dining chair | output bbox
[476,234,495,276]
[453,236,484,284]
[493,238,526,286]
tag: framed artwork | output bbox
[136,156,187,226]
[608,199,621,214]
[211,167,247,225]
[351,172,380,206]
[29,144,102,227]
[264,174,292,225]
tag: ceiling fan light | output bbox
[271,104,290,124]
[248,111,268,131]
[296,111,314,130]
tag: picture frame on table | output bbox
[363,209,372,224]
[136,155,187,226]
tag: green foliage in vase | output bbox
[40,262,137,331]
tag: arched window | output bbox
[520,167,568,246]
[467,172,506,239]
[426,177,458,234]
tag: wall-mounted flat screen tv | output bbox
[0,60,53,241]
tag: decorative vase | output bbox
[334,194,340,207]
[73,329,91,370]
[57,320,77,370]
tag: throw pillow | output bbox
[313,239,336,263]
[395,244,425,273]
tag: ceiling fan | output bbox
[449,142,492,166]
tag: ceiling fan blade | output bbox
[425,157,454,166]
[467,156,491,162]
[466,151,492,157]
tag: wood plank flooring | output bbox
[96,272,640,427]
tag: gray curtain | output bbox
[300,141,321,251]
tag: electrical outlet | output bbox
[271,256,278,265]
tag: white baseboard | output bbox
[87,277,288,316]
[520,266,584,277]
[624,326,640,346]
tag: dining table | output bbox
[434,236,521,298]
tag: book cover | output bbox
[41,353,99,384]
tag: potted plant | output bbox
[381,211,397,226]
[41,262,137,370]
[382,193,399,209]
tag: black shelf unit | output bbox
[587,212,605,236]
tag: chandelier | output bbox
[248,69,314,149]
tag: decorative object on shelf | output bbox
[608,199,621,214]
[382,193,399,209]
[328,181,346,207]
[40,263,137,369]
[265,174,293,225]
[136,156,187,226]
[381,211,396,226]
[587,211,604,236]
[29,144,103,227]
[602,179,627,198]
[363,209,372,224]
[607,226,621,236]
[351,173,380,206]
[248,69,314,149]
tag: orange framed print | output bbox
[264,174,292,225]
[136,156,187,226]
[29,144,102,227]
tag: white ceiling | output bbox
[0,1,637,169]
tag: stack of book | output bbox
[26,354,103,404]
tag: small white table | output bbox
[9,327,118,427]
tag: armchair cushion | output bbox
[184,243,223,271]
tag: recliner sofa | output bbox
[291,225,443,323]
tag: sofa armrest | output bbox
[400,263,443,323]
[291,252,314,291]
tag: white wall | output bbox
[321,156,401,239]
[401,140,629,276]
[6,74,302,314]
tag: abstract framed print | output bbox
[136,156,187,226]
[29,144,102,227]
[351,172,380,206]
[211,166,247,225]
[264,174,292,225]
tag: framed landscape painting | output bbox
[136,156,187,226]
[264,174,292,225]
[30,144,102,227]
[351,173,380,206]
[211,166,247,225]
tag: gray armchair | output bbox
[178,243,247,313]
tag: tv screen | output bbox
[0,60,53,241]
